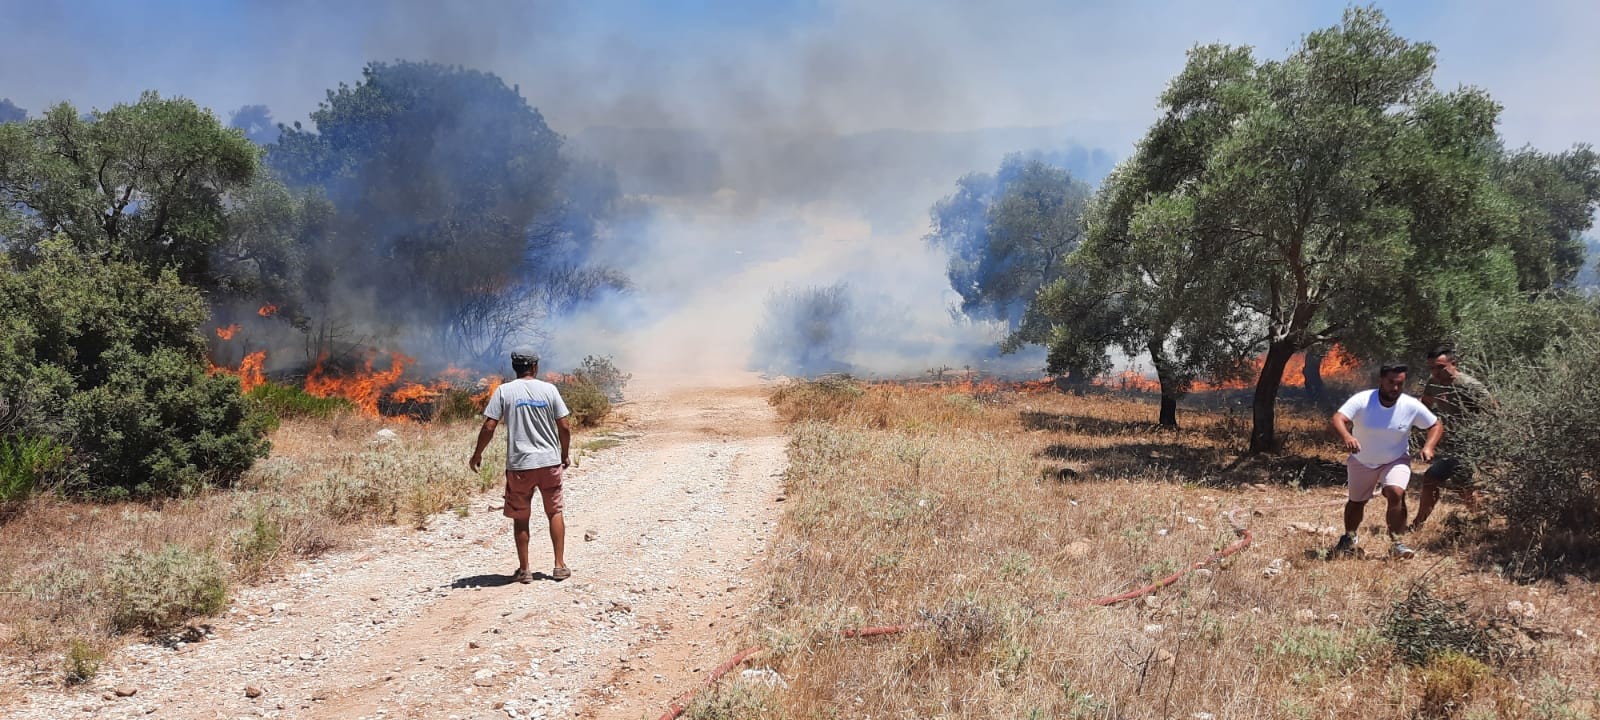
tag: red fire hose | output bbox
[656,503,1332,719]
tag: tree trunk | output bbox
[1249,340,1298,453]
[1149,339,1180,428]
[1061,367,1087,396]
[1303,345,1326,401]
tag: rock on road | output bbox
[8,381,786,720]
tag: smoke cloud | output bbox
[4,0,1595,383]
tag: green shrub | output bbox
[575,354,631,402]
[67,346,273,498]
[0,434,67,505]
[1455,297,1600,543]
[105,544,230,635]
[556,375,611,427]
[1381,586,1514,667]
[248,380,353,419]
[63,637,104,685]
[0,241,273,498]
[434,386,482,423]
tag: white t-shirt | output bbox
[483,378,570,471]
[1337,390,1437,467]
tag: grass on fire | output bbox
[714,380,1600,720]
[0,411,610,689]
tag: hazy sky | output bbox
[2,0,1596,154]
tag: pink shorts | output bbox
[1345,455,1411,502]
[505,465,564,520]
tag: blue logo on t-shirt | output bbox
[515,399,549,409]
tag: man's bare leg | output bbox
[1382,486,1408,538]
[1343,500,1366,534]
[549,512,566,570]
[513,519,531,573]
[1412,483,1442,529]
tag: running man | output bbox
[1412,346,1493,529]
[470,348,573,583]
[1329,362,1442,559]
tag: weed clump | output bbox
[62,637,104,685]
[555,375,611,427]
[921,599,1000,657]
[248,381,354,420]
[105,544,229,635]
[0,435,67,508]
[769,376,864,423]
[1380,586,1519,667]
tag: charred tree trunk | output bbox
[1061,367,1088,396]
[1249,340,1298,453]
[1149,339,1180,428]
[1303,345,1326,401]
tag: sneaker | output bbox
[1392,542,1416,559]
[550,566,572,581]
[1331,533,1357,555]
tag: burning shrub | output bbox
[751,283,855,376]
[555,375,611,427]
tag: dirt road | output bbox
[10,382,786,720]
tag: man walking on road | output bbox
[1412,346,1493,529]
[471,348,573,583]
[1330,362,1443,559]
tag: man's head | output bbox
[1426,346,1458,383]
[1378,362,1408,403]
[510,347,540,378]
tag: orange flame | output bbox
[304,352,413,417]
[1097,345,1363,394]
[257,304,278,318]
[215,324,240,341]
[472,376,503,409]
[238,351,266,393]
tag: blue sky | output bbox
[1,0,1595,154]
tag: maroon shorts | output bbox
[504,465,564,520]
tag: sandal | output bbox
[550,566,572,581]
[511,568,534,584]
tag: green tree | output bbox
[1493,145,1600,292]
[1109,7,1595,452]
[928,154,1092,329]
[0,93,259,287]
[269,61,621,364]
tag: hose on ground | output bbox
[657,499,1338,718]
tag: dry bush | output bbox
[737,382,1600,719]
[104,544,229,635]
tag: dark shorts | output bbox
[1423,457,1474,489]
[504,465,564,520]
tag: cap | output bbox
[1379,361,1409,376]
[510,347,540,364]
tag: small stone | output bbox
[469,641,481,649]
[1262,558,1289,578]
[245,685,264,698]
[583,529,599,542]
[738,667,788,689]
[271,603,288,613]
[102,692,117,701]
[1142,624,1164,635]
[115,686,138,698]
[1295,609,1317,623]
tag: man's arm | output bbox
[469,418,498,472]
[557,417,572,468]
[1331,412,1361,453]
[1419,418,1443,462]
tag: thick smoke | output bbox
[10,2,1591,383]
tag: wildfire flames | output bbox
[1094,346,1361,393]
[208,346,503,420]
[257,304,278,317]
[215,324,240,340]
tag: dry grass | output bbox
[0,410,609,686]
[730,380,1600,719]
